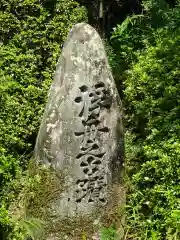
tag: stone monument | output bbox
[34,23,124,239]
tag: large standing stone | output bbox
[34,23,124,238]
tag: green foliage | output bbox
[0,0,87,158]
[4,162,65,239]
[0,165,46,240]
[9,217,44,240]
[124,30,180,239]
[0,0,87,237]
[109,0,180,239]
[110,0,180,91]
[0,148,20,188]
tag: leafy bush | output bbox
[109,1,180,239]
[110,0,180,94]
[0,0,87,237]
[0,0,87,158]
[124,29,180,238]
[0,160,67,239]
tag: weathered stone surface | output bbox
[34,23,124,223]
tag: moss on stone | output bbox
[9,160,125,239]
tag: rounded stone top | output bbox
[67,23,100,44]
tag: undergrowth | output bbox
[110,0,180,239]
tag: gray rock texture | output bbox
[34,23,124,221]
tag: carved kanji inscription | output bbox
[74,82,112,204]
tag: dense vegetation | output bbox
[110,0,180,238]
[0,0,87,238]
[0,0,180,239]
